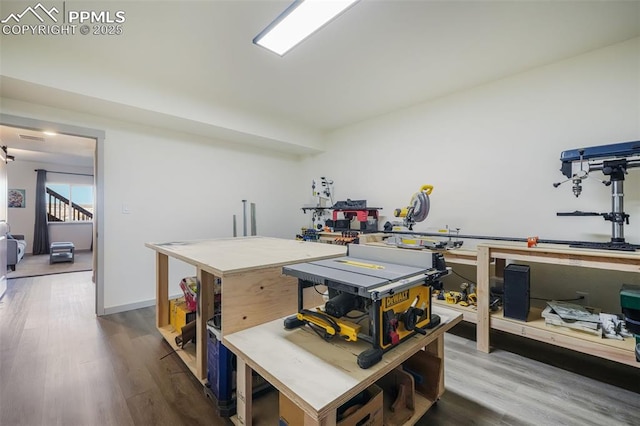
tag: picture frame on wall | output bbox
[8,189,26,208]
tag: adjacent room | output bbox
[0,125,95,279]
[0,1,638,425]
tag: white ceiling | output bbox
[0,0,639,155]
[0,125,95,168]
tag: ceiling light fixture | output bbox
[253,0,360,56]
[43,131,57,136]
[1,146,14,163]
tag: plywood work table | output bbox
[474,242,640,367]
[223,306,462,426]
[145,237,347,383]
[365,240,640,368]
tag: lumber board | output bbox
[483,242,640,273]
[155,252,169,328]
[221,267,325,335]
[156,325,201,382]
[476,245,491,353]
[432,297,478,323]
[146,237,346,276]
[223,306,461,421]
[491,308,638,368]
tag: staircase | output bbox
[46,187,93,222]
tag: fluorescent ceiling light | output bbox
[253,0,360,56]
[43,131,57,136]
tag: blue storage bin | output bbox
[207,328,235,405]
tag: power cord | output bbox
[452,269,476,285]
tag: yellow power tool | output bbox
[393,184,433,231]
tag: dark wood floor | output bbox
[0,272,223,426]
[1,272,638,425]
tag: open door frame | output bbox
[0,113,105,315]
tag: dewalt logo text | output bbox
[384,290,409,309]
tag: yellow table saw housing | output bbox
[283,244,450,369]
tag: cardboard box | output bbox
[169,297,195,332]
[279,385,382,426]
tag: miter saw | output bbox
[392,184,432,231]
[553,140,640,251]
[283,244,449,369]
[384,185,462,250]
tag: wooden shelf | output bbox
[230,389,437,426]
[157,325,202,382]
[474,243,640,365]
[225,307,461,425]
[490,308,638,368]
[440,249,478,266]
[147,238,347,388]
[432,292,639,368]
[230,389,278,426]
[387,392,436,426]
[432,297,478,323]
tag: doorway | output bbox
[0,114,105,315]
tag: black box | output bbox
[327,219,351,231]
[503,264,530,321]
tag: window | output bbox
[46,183,94,222]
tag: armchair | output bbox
[7,234,27,271]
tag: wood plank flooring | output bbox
[0,272,638,425]
[0,272,222,426]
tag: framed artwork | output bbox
[8,189,26,208]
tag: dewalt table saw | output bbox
[283,244,450,368]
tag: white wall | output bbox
[6,159,95,253]
[303,38,640,312]
[3,38,638,313]
[49,222,93,251]
[100,124,305,310]
[1,99,306,312]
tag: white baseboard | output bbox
[102,292,183,315]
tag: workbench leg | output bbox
[423,336,445,398]
[155,252,169,328]
[433,337,446,399]
[476,246,491,353]
[236,358,253,426]
[197,269,215,382]
[304,409,337,426]
[494,258,506,278]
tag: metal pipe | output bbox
[250,203,256,236]
[233,215,237,237]
[242,200,247,237]
[612,180,624,241]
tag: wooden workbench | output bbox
[474,243,640,367]
[145,237,347,383]
[364,239,640,368]
[223,306,462,425]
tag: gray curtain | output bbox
[33,169,50,255]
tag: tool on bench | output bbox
[175,320,196,348]
[554,140,640,251]
[620,284,640,362]
[385,185,463,251]
[458,282,477,307]
[283,244,450,369]
[393,185,432,231]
